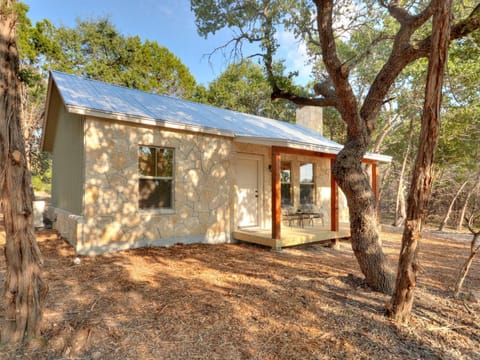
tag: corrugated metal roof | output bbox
[50,71,391,162]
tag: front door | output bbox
[236,156,261,227]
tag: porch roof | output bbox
[45,71,391,163]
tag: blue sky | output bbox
[23,0,312,86]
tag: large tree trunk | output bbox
[334,142,395,294]
[389,0,452,324]
[438,179,468,231]
[0,0,47,344]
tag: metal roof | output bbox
[49,71,391,162]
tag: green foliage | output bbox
[33,17,197,99]
[323,107,346,143]
[31,171,51,194]
[206,60,296,121]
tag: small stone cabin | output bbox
[41,71,391,254]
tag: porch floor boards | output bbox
[233,225,350,250]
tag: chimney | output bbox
[295,106,323,136]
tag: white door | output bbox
[236,157,261,227]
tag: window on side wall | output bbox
[281,161,292,206]
[138,146,174,210]
[300,163,314,205]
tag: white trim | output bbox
[233,137,392,163]
[234,153,264,229]
[365,153,392,162]
[40,76,54,151]
[234,136,342,155]
[66,105,235,138]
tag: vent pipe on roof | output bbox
[295,106,323,136]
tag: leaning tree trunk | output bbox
[456,174,480,231]
[334,141,395,294]
[389,0,452,324]
[394,119,414,227]
[438,179,468,231]
[454,214,480,297]
[454,247,479,297]
[0,0,48,344]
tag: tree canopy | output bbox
[29,17,197,99]
[203,60,296,121]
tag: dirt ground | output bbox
[0,228,479,359]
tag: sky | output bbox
[22,0,313,86]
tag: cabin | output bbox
[41,71,391,255]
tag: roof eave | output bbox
[40,74,54,152]
[234,136,342,156]
[363,153,393,163]
[65,105,236,138]
[234,136,392,163]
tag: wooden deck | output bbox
[233,225,350,250]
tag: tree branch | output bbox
[416,2,480,54]
[360,0,444,129]
[381,1,412,24]
[271,86,337,107]
[381,0,435,27]
[372,112,402,153]
[314,0,361,137]
[465,214,480,236]
[345,33,394,71]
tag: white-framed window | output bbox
[300,163,315,205]
[281,161,292,206]
[138,146,174,210]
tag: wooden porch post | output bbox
[330,158,339,231]
[272,148,281,240]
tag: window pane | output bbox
[281,162,292,205]
[300,184,314,205]
[281,162,291,183]
[300,163,313,183]
[281,184,292,205]
[300,163,314,205]
[157,148,174,177]
[139,179,172,209]
[139,146,156,176]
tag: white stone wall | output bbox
[53,207,84,248]
[78,117,233,254]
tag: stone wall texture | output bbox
[77,117,233,254]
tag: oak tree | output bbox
[191,0,480,294]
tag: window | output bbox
[138,146,174,210]
[300,163,314,205]
[281,162,292,206]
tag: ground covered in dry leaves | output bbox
[0,228,479,359]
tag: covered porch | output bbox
[233,145,380,250]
